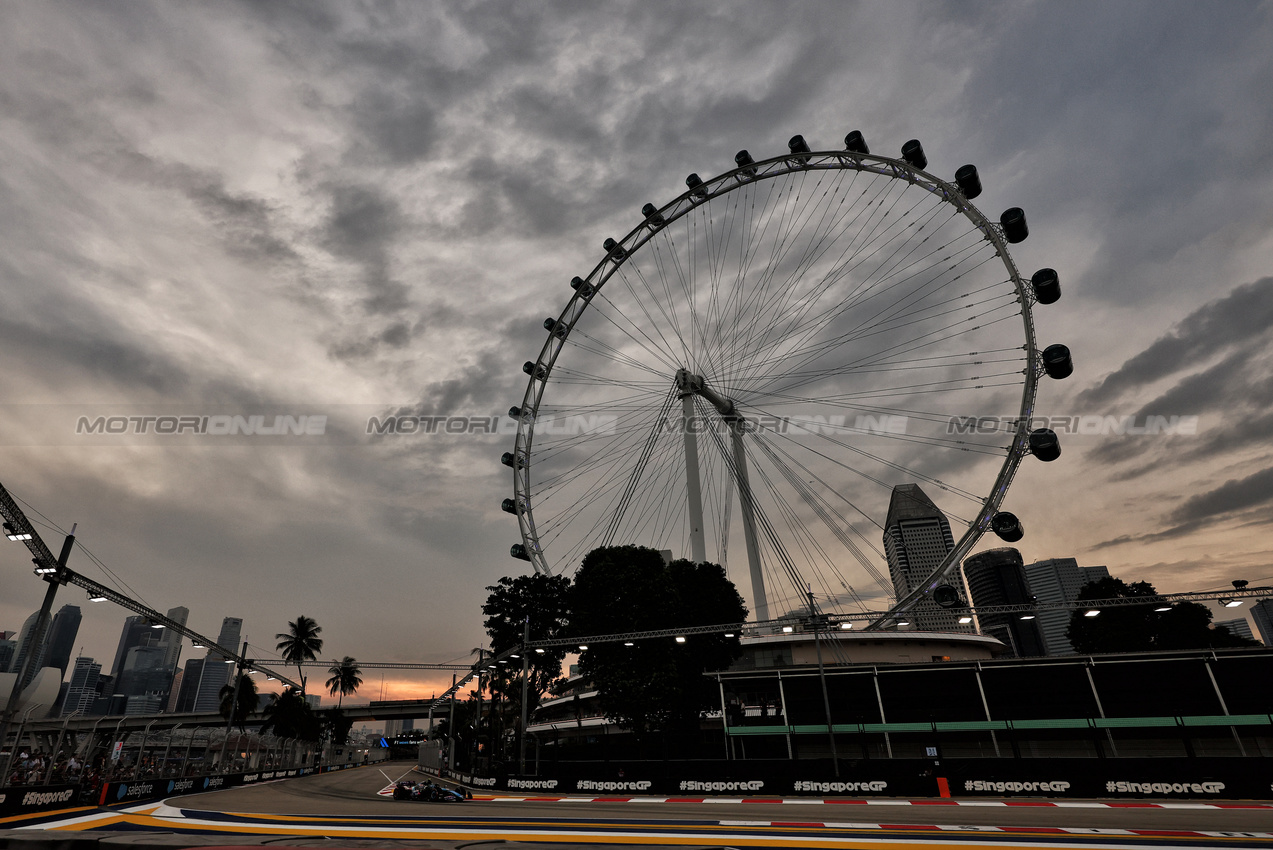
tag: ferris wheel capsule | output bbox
[991,511,1025,542]
[1041,344,1073,379]
[901,139,927,170]
[1029,428,1061,461]
[1001,207,1029,243]
[1031,268,1062,304]
[955,164,982,199]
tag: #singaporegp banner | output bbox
[457,758,1272,800]
[5,758,1271,815]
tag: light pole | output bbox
[518,617,531,775]
[0,528,77,751]
[218,641,249,773]
[807,587,839,777]
[447,673,456,777]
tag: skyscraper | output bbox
[1251,599,1273,646]
[166,668,185,713]
[111,616,160,679]
[62,656,102,716]
[194,617,243,713]
[10,610,42,682]
[159,606,189,672]
[116,645,172,700]
[0,635,15,673]
[962,548,1046,656]
[1022,558,1110,655]
[1214,618,1255,642]
[174,658,205,713]
[43,604,82,680]
[883,484,971,632]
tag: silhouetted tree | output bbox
[260,686,322,741]
[1067,577,1261,653]
[275,615,323,693]
[325,657,363,707]
[482,573,572,721]
[218,673,259,732]
[323,707,354,747]
[570,545,747,735]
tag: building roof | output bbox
[883,483,943,529]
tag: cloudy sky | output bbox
[2,1,1272,700]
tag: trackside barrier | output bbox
[0,785,80,818]
[449,757,1273,800]
[1,766,345,816]
[95,767,323,807]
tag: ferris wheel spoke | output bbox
[757,418,984,514]
[749,236,998,380]
[729,240,1004,397]
[744,305,1024,401]
[747,430,893,598]
[728,186,959,375]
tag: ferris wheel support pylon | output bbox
[676,368,770,622]
[680,386,708,566]
[729,419,769,623]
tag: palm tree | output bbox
[325,656,363,707]
[260,687,321,742]
[219,673,259,732]
[275,615,323,692]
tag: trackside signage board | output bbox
[456,757,1273,799]
[97,767,319,806]
[0,784,81,817]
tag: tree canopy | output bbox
[482,572,572,707]
[325,656,363,707]
[569,545,747,734]
[275,615,323,692]
[1067,577,1261,654]
[218,672,259,731]
[260,686,322,741]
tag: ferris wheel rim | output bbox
[510,146,1042,621]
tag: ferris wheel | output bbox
[503,131,1070,627]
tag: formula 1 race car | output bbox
[392,780,471,802]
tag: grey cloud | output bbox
[1168,465,1273,527]
[319,182,413,318]
[348,90,438,166]
[0,312,191,397]
[1080,277,1273,407]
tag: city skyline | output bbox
[2,2,1273,699]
